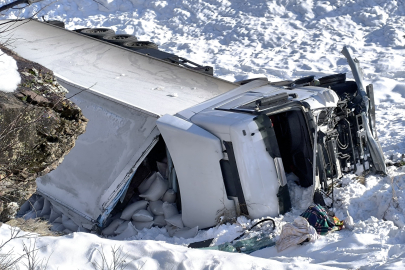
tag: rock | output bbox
[0,202,19,220]
[0,45,88,222]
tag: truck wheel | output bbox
[46,20,65,28]
[319,73,346,85]
[80,28,115,38]
[123,41,158,50]
[102,34,138,45]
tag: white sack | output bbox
[50,223,65,232]
[52,204,63,214]
[112,222,138,240]
[139,173,169,201]
[131,220,154,230]
[33,197,44,212]
[162,202,178,219]
[102,218,125,236]
[19,195,39,217]
[138,172,157,194]
[132,209,154,222]
[18,200,32,215]
[53,216,62,223]
[49,205,63,222]
[165,214,184,229]
[162,189,176,203]
[156,161,168,179]
[153,215,166,227]
[40,198,51,217]
[120,200,149,220]
[114,221,130,234]
[63,229,73,235]
[49,208,60,223]
[25,194,39,209]
[62,215,79,232]
[23,210,38,220]
[276,216,319,252]
[173,226,199,239]
[149,200,164,215]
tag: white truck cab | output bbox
[157,64,386,229]
[157,82,341,228]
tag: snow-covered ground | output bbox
[0,49,20,92]
[1,0,405,269]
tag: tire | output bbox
[80,28,115,38]
[319,73,346,85]
[294,75,315,85]
[102,34,138,45]
[46,20,65,28]
[235,77,268,85]
[123,41,158,50]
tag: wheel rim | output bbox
[123,41,158,50]
[105,34,137,41]
[88,29,110,34]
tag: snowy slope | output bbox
[1,0,405,269]
[0,49,20,92]
[3,0,405,82]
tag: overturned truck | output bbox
[3,20,386,237]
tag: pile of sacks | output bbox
[18,168,199,239]
[101,171,198,239]
[18,194,90,234]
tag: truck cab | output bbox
[157,47,386,229]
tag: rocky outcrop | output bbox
[0,45,88,222]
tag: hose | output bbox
[232,218,276,242]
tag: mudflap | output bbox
[277,184,292,214]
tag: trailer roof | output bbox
[1,19,237,116]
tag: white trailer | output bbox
[3,19,386,233]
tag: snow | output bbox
[1,0,405,269]
[0,49,20,92]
